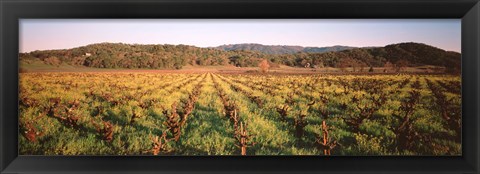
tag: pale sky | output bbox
[19,19,461,53]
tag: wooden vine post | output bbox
[234,122,255,155]
[316,120,337,155]
[322,121,329,155]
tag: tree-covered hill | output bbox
[215,43,356,54]
[20,42,460,73]
[303,45,358,53]
[20,43,270,69]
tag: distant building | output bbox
[304,63,310,68]
[85,53,92,56]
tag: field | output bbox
[19,72,461,156]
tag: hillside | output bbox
[303,45,358,53]
[20,42,461,73]
[215,43,356,54]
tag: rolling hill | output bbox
[20,42,460,73]
[215,43,356,54]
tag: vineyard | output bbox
[19,72,461,155]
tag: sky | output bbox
[19,19,461,53]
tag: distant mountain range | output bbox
[19,42,460,73]
[214,43,358,54]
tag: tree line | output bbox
[19,42,461,73]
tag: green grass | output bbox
[19,72,461,156]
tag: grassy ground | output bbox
[19,71,461,156]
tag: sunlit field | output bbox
[19,72,461,156]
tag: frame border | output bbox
[1,0,479,173]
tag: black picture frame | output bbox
[1,0,479,173]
